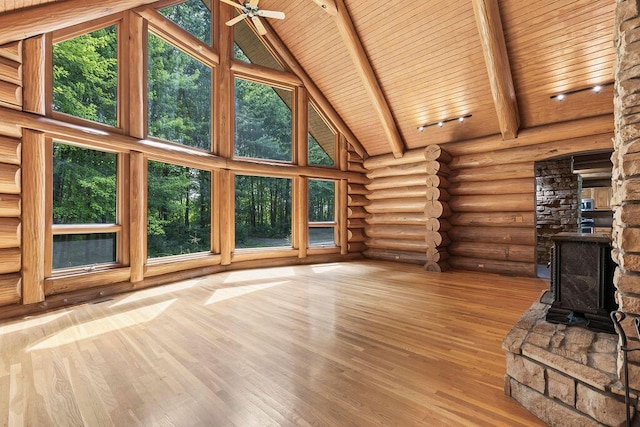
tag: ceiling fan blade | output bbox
[257,10,285,20]
[219,0,244,10]
[252,16,267,35]
[226,14,248,26]
[249,0,259,6]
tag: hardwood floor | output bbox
[0,261,548,426]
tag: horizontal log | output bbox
[0,194,20,217]
[367,238,428,252]
[0,41,22,63]
[348,162,368,174]
[449,256,535,277]
[425,200,451,218]
[449,162,534,183]
[367,213,427,226]
[348,228,366,243]
[364,148,431,170]
[426,187,450,202]
[45,267,132,296]
[448,242,534,263]
[347,242,367,253]
[450,133,613,170]
[449,212,535,228]
[0,118,21,138]
[348,194,369,207]
[347,150,364,163]
[367,161,429,179]
[424,145,452,163]
[366,225,426,241]
[0,273,21,306]
[0,218,20,249]
[348,206,368,219]
[0,80,21,107]
[367,198,426,214]
[0,164,20,194]
[366,173,448,190]
[366,186,427,201]
[0,57,21,86]
[449,226,536,245]
[425,231,450,247]
[426,160,450,176]
[427,248,450,262]
[448,178,533,196]
[0,247,20,274]
[424,260,450,272]
[364,248,426,265]
[426,218,452,232]
[449,194,534,212]
[0,136,21,165]
[348,183,369,195]
[347,218,367,229]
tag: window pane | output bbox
[148,33,212,150]
[235,78,292,162]
[308,103,336,167]
[309,227,335,247]
[234,17,284,71]
[309,180,335,222]
[235,175,292,249]
[53,143,117,224]
[159,0,212,46]
[53,233,116,269]
[53,25,118,126]
[148,161,211,258]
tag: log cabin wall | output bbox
[0,41,23,307]
[534,158,579,265]
[346,146,368,254]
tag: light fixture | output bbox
[550,82,612,101]
[417,114,472,132]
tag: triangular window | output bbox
[233,14,285,71]
[159,0,212,46]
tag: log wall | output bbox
[347,145,368,253]
[0,42,22,306]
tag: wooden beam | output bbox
[22,35,47,115]
[472,0,520,140]
[129,151,146,283]
[259,17,367,159]
[22,129,46,304]
[333,0,404,158]
[0,0,161,46]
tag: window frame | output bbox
[307,178,339,250]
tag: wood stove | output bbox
[546,232,617,333]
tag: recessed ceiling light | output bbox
[437,121,444,127]
[556,94,565,101]
[459,117,465,122]
[417,126,425,132]
[593,85,602,93]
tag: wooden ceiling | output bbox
[1,0,616,157]
[265,0,616,156]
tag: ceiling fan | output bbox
[220,0,285,36]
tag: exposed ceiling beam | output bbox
[472,0,520,140]
[326,0,405,158]
[0,0,161,46]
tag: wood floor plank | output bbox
[0,261,547,426]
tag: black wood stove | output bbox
[546,232,617,333]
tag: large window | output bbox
[52,143,119,270]
[148,33,212,150]
[147,161,211,258]
[234,78,292,162]
[235,175,292,249]
[159,0,212,46]
[308,103,336,167]
[308,179,336,248]
[53,25,118,127]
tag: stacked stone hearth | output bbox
[504,298,629,426]
[535,159,580,265]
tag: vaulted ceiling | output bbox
[0,0,616,158]
[265,0,616,156]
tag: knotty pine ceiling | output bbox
[1,0,616,157]
[266,0,616,156]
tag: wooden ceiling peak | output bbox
[321,0,405,158]
[472,0,519,140]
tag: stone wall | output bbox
[613,0,640,392]
[535,158,580,265]
[504,299,630,426]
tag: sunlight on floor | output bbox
[311,263,342,274]
[0,310,71,336]
[110,279,200,308]
[27,299,176,351]
[205,281,288,305]
[223,266,296,283]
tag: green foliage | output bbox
[147,162,211,258]
[309,180,335,222]
[53,26,117,126]
[159,0,211,45]
[309,135,334,166]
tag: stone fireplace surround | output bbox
[502,1,640,425]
